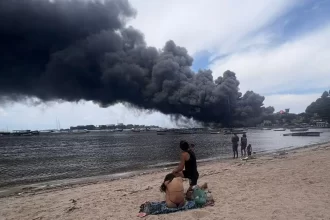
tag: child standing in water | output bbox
[240,134,247,157]
[247,144,252,157]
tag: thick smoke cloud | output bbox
[0,0,270,126]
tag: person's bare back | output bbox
[165,177,185,208]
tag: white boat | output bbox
[70,129,89,134]
[290,128,309,132]
[131,128,141,132]
[273,128,286,131]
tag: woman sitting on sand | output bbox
[160,173,186,208]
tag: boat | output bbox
[174,130,196,134]
[156,129,167,135]
[262,128,272,130]
[70,129,90,134]
[290,128,309,132]
[12,130,39,136]
[224,131,247,135]
[283,132,321,137]
[210,131,220,134]
[131,128,141,132]
[273,128,286,131]
[0,131,11,136]
[115,128,123,132]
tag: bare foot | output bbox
[200,182,208,190]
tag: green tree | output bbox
[306,90,330,122]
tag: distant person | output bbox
[247,144,252,157]
[190,143,195,152]
[172,140,199,193]
[231,134,239,159]
[160,173,186,208]
[241,134,247,157]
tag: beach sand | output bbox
[1,143,330,220]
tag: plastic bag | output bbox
[192,186,207,207]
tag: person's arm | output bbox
[172,153,186,173]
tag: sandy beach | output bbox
[1,143,330,220]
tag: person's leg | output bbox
[241,147,243,157]
[187,174,198,193]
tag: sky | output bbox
[1,0,330,130]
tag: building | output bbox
[262,120,272,126]
[316,121,329,127]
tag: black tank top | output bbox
[185,150,198,176]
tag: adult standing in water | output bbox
[172,140,199,193]
[231,133,239,159]
[241,133,247,157]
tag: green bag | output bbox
[192,186,207,207]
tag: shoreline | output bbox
[1,141,330,219]
[1,141,330,198]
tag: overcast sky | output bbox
[1,0,330,130]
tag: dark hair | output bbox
[243,134,247,137]
[180,140,189,152]
[160,173,176,192]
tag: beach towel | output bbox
[137,201,197,217]
[137,190,214,217]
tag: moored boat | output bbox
[290,128,309,132]
[283,131,320,137]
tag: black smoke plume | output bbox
[0,0,271,126]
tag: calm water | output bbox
[1,129,330,188]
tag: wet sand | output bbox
[1,142,330,220]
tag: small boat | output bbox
[70,129,90,134]
[283,132,321,137]
[22,133,33,136]
[174,130,196,134]
[157,129,167,135]
[273,128,286,131]
[131,128,141,132]
[224,131,247,135]
[262,128,272,130]
[290,128,309,132]
[0,132,11,136]
[210,131,220,134]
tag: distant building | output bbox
[316,121,329,127]
[262,120,272,126]
[285,108,290,113]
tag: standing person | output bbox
[247,144,252,157]
[240,134,247,157]
[231,134,239,159]
[172,140,199,193]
